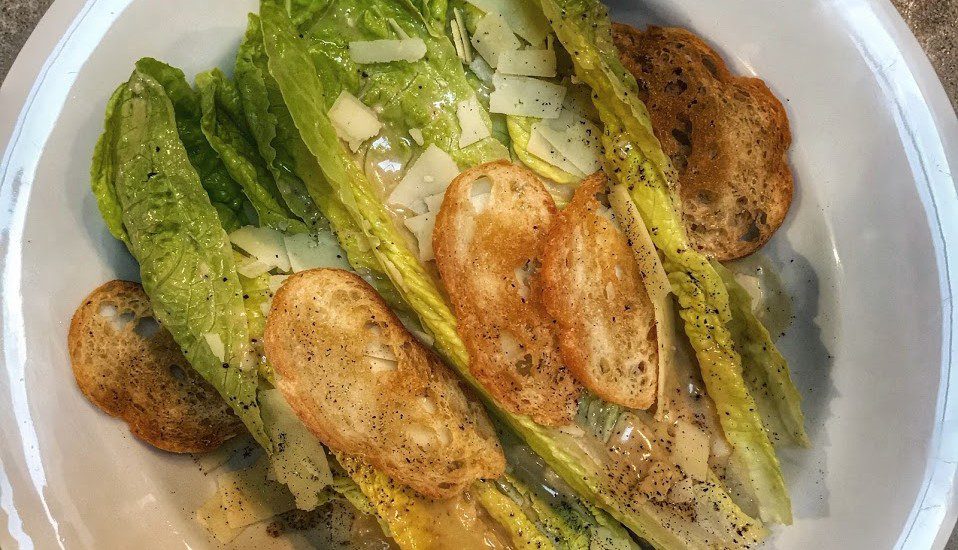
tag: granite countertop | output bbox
[1,0,957,547]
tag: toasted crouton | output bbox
[68,280,243,453]
[540,174,659,409]
[432,161,582,427]
[613,24,793,260]
[264,269,505,500]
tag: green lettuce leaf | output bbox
[287,0,508,168]
[262,3,764,546]
[234,15,327,231]
[261,0,469,368]
[196,68,307,234]
[713,261,809,447]
[133,58,250,232]
[91,68,268,448]
[535,0,793,525]
[237,14,409,311]
[475,480,557,549]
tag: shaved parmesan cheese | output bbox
[527,126,585,176]
[237,257,272,278]
[204,333,226,363]
[349,38,426,64]
[260,301,270,316]
[465,0,550,45]
[672,421,710,481]
[230,226,291,272]
[490,74,566,118]
[259,390,333,510]
[408,127,425,145]
[453,7,471,63]
[328,90,382,152]
[404,211,437,261]
[388,144,460,213]
[195,491,244,543]
[497,49,557,77]
[457,96,491,148]
[284,232,350,273]
[734,273,764,311]
[218,458,296,529]
[608,185,672,303]
[534,108,603,174]
[469,56,495,84]
[471,12,521,67]
[424,192,446,213]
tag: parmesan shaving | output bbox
[490,73,566,118]
[471,12,521,67]
[497,49,557,78]
[457,96,491,148]
[328,90,382,152]
[348,38,426,64]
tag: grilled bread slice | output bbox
[264,269,504,500]
[433,161,581,427]
[68,280,243,453]
[613,24,793,261]
[541,174,659,409]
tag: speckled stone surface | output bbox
[0,0,957,546]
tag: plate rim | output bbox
[1,0,957,547]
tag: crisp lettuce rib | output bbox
[196,68,307,234]
[260,3,763,547]
[535,0,793,525]
[713,262,810,447]
[91,68,269,448]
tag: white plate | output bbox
[1,0,957,548]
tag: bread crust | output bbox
[541,173,659,409]
[68,280,243,453]
[433,161,582,426]
[613,24,793,260]
[264,269,505,500]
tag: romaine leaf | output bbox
[91,84,128,243]
[133,58,250,232]
[475,480,557,549]
[235,15,327,231]
[238,14,410,312]
[92,68,268,448]
[262,3,764,546]
[536,0,793,525]
[196,68,307,234]
[260,0,470,369]
[713,261,809,447]
[337,454,530,549]
[286,0,508,167]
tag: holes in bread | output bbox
[169,363,187,381]
[363,322,398,373]
[701,55,720,78]
[469,177,492,213]
[664,79,688,95]
[740,220,761,242]
[134,317,161,339]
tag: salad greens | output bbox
[90,0,810,545]
[197,68,308,234]
[534,0,794,525]
[714,262,810,447]
[91,67,269,448]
